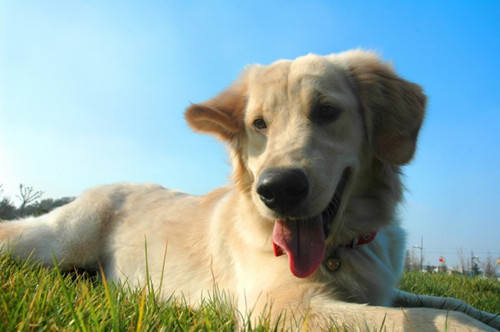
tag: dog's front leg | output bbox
[298,298,495,331]
[247,288,496,331]
[393,289,500,330]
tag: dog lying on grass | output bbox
[1,50,498,331]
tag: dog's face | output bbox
[242,56,363,221]
[185,50,426,278]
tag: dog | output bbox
[1,50,498,331]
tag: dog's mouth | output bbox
[272,168,351,278]
[321,168,350,239]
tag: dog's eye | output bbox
[253,118,267,130]
[314,104,342,124]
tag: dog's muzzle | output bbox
[260,167,351,278]
[257,168,309,215]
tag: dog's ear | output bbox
[343,51,426,165]
[185,80,247,141]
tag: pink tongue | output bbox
[272,217,325,278]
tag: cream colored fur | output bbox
[1,50,497,331]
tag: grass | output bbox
[1,254,499,331]
[399,271,500,315]
[0,256,238,331]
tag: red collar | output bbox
[344,231,377,248]
[324,231,378,272]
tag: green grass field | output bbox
[399,271,500,315]
[1,255,499,331]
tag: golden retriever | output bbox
[1,50,498,331]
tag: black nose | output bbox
[257,168,309,213]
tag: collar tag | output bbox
[324,231,378,272]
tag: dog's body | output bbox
[1,50,497,330]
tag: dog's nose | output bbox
[257,168,309,213]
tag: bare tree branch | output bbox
[16,184,44,216]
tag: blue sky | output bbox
[1,1,499,268]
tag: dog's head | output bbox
[185,50,426,278]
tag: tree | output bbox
[438,257,448,273]
[0,197,17,220]
[471,251,481,276]
[0,185,16,220]
[0,184,75,220]
[482,252,496,279]
[23,197,75,216]
[404,249,422,272]
[404,250,412,271]
[16,184,43,216]
[457,247,469,275]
